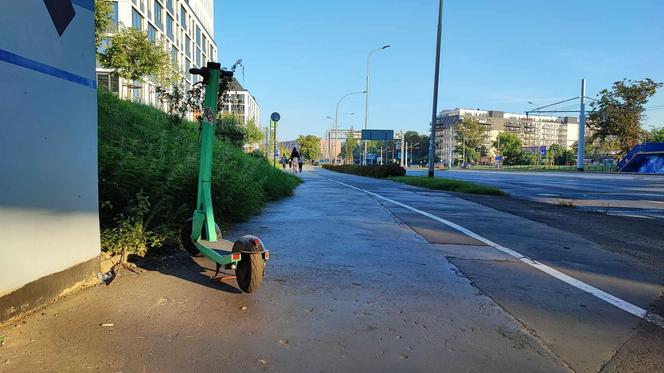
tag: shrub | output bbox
[98,89,301,256]
[321,164,406,178]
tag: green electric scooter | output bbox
[180,62,269,293]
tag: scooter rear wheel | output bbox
[232,237,265,293]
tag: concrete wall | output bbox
[0,1,100,297]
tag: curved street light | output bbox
[364,45,391,165]
[334,91,366,164]
[326,113,355,161]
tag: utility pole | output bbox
[272,120,277,170]
[577,79,586,171]
[335,91,365,165]
[364,45,390,165]
[265,126,270,159]
[428,0,444,178]
[405,142,409,167]
[448,127,453,168]
[380,146,383,165]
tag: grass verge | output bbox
[388,176,506,196]
[98,89,302,257]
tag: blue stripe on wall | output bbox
[0,48,96,89]
[71,0,94,12]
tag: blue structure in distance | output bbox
[618,142,664,174]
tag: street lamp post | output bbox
[327,113,355,164]
[335,91,366,165]
[364,45,391,165]
[427,0,444,178]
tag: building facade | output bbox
[435,108,579,165]
[96,0,218,107]
[221,78,260,126]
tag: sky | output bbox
[214,0,664,141]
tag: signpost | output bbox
[361,129,394,141]
[270,112,280,170]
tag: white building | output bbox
[435,108,579,165]
[96,0,218,107]
[222,78,260,126]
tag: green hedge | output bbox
[322,164,406,178]
[98,89,301,255]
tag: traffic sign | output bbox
[361,129,394,141]
[540,146,547,156]
[271,112,280,122]
[495,155,504,161]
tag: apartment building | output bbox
[96,0,218,107]
[434,108,579,165]
[221,78,260,126]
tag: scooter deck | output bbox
[199,239,234,254]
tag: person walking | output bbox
[298,154,304,173]
[290,147,300,174]
[280,154,288,170]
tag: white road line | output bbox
[325,177,664,329]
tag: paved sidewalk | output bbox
[0,170,566,372]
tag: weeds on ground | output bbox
[556,199,576,208]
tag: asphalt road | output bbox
[1,168,662,372]
[408,169,664,219]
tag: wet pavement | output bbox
[0,169,662,372]
[408,169,664,219]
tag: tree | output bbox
[245,118,265,145]
[99,28,176,95]
[494,132,527,165]
[94,0,114,53]
[157,60,241,123]
[296,135,322,162]
[216,113,246,146]
[650,126,664,142]
[403,131,430,165]
[587,78,663,156]
[343,130,359,164]
[455,118,486,164]
[547,144,564,165]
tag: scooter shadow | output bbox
[135,252,243,294]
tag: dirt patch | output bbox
[457,194,664,271]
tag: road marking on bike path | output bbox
[324,176,664,329]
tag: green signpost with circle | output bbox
[270,112,280,169]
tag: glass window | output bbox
[166,0,173,14]
[171,46,177,63]
[184,60,190,81]
[195,47,201,67]
[195,25,200,46]
[147,24,156,42]
[132,8,143,30]
[185,35,191,57]
[97,37,110,54]
[112,2,119,24]
[132,80,142,101]
[153,0,163,29]
[180,5,186,30]
[166,15,173,39]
